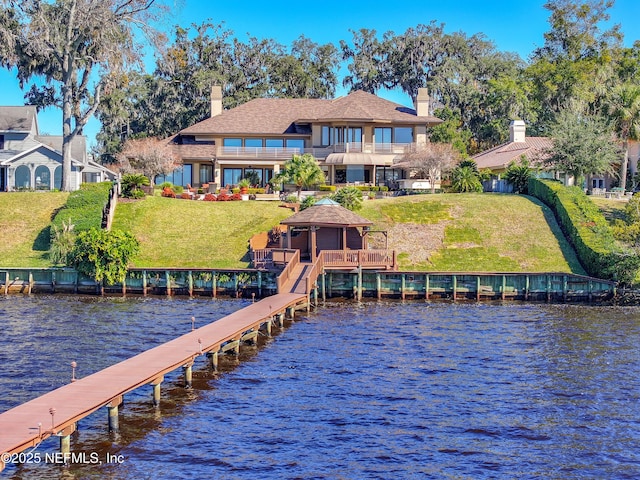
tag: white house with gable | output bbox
[0,106,116,191]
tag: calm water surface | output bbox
[1,296,640,479]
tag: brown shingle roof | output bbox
[301,90,441,124]
[281,200,373,227]
[180,91,441,136]
[181,98,327,135]
[473,137,552,170]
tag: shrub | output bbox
[68,228,140,285]
[231,193,242,201]
[161,187,176,198]
[319,185,337,192]
[300,195,317,210]
[529,177,640,283]
[51,182,111,235]
[217,193,230,201]
[331,186,363,211]
[203,193,216,201]
[180,192,191,200]
[49,218,75,265]
[121,173,149,198]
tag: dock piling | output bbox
[107,396,122,432]
[182,363,193,389]
[151,376,163,407]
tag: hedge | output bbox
[528,177,640,283]
[51,182,113,234]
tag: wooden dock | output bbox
[0,268,312,471]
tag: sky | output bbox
[1,0,638,148]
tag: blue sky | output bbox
[1,0,638,147]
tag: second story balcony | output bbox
[216,142,415,161]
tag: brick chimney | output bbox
[415,88,430,117]
[509,120,526,143]
[210,85,223,117]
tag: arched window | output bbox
[54,166,62,190]
[15,165,31,189]
[35,165,51,190]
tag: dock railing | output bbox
[322,249,397,270]
[305,252,325,295]
[276,249,300,293]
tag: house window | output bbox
[245,138,262,148]
[222,168,243,187]
[347,127,362,144]
[394,127,413,144]
[223,138,242,147]
[321,126,330,146]
[0,135,4,150]
[243,168,262,186]
[54,166,62,190]
[374,127,392,144]
[35,165,51,190]
[199,165,213,184]
[265,139,284,148]
[15,165,31,189]
[286,139,304,151]
[156,164,193,187]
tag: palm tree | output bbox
[607,83,640,192]
[451,165,483,193]
[273,153,325,200]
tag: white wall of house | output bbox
[6,148,81,190]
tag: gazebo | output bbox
[279,198,373,262]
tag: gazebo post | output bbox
[310,226,317,262]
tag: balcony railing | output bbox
[216,143,414,160]
[218,146,302,159]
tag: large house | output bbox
[164,87,442,189]
[0,106,115,192]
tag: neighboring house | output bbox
[163,87,442,189]
[0,106,116,192]
[472,119,594,191]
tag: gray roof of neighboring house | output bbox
[35,135,87,163]
[280,200,374,227]
[0,106,38,133]
[473,137,552,170]
[181,90,442,136]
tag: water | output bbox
[1,296,640,479]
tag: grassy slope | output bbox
[0,192,69,267]
[360,193,585,273]
[0,192,587,273]
[112,196,293,268]
[115,193,584,273]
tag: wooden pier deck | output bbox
[0,267,313,470]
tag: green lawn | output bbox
[112,196,293,268]
[360,193,585,273]
[0,192,69,266]
[0,191,586,274]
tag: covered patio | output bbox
[279,198,396,269]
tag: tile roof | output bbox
[0,106,37,132]
[280,202,374,227]
[181,90,441,136]
[473,137,552,170]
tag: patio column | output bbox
[310,226,318,262]
[342,227,347,250]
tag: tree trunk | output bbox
[620,139,629,192]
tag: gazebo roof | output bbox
[281,199,374,227]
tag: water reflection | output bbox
[1,297,640,478]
